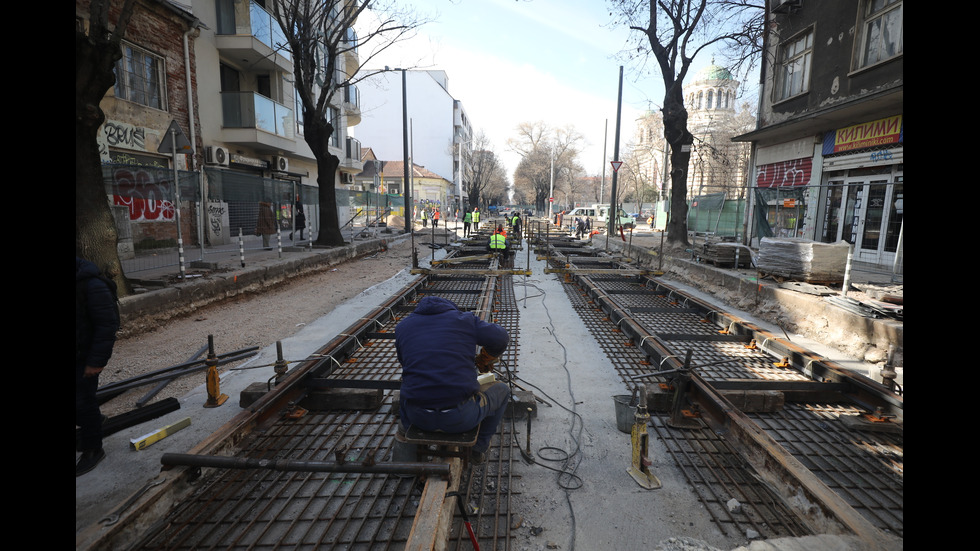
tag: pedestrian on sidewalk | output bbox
[290,196,306,241]
[256,201,276,249]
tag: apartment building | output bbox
[77,0,202,251]
[193,0,363,240]
[736,0,903,268]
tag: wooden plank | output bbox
[405,459,462,551]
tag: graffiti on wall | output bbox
[756,158,812,188]
[112,167,175,221]
[208,203,226,238]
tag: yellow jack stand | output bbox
[628,384,662,490]
[204,335,228,408]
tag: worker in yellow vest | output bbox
[488,225,511,267]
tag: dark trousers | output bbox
[400,383,511,453]
[75,362,103,451]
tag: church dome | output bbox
[694,62,734,83]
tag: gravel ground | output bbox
[100,235,418,417]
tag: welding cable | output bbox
[502,281,583,551]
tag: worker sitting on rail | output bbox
[395,296,511,465]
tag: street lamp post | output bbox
[401,68,411,237]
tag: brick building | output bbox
[76,0,203,250]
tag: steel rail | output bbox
[89,246,526,551]
[547,244,902,550]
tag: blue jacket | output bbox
[396,296,508,408]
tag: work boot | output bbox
[76,448,106,477]
[470,449,486,465]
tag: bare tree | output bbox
[76,0,138,296]
[508,122,584,212]
[270,1,425,246]
[619,145,659,208]
[462,132,508,210]
[611,0,763,245]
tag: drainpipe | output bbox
[183,22,203,255]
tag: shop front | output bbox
[817,115,903,267]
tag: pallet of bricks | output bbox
[756,238,849,284]
[697,241,754,268]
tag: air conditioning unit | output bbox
[342,172,354,184]
[206,146,229,166]
[272,156,289,172]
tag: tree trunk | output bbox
[76,21,132,295]
[304,117,346,247]
[662,85,693,246]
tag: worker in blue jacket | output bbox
[395,296,510,464]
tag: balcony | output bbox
[221,91,296,151]
[343,27,360,77]
[341,136,364,172]
[344,84,361,126]
[215,0,292,73]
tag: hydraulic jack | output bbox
[204,335,228,408]
[627,384,662,490]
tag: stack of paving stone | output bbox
[757,238,849,283]
[699,242,754,268]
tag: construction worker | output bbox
[472,207,480,232]
[488,225,511,267]
[395,296,510,465]
[463,209,472,238]
[510,212,522,240]
[433,209,440,228]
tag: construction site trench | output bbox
[76,221,903,551]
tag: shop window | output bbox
[857,0,903,68]
[776,29,813,101]
[115,42,166,110]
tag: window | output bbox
[857,0,903,68]
[115,43,166,110]
[776,29,813,100]
[329,107,339,147]
[295,88,305,136]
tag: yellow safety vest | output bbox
[489,233,507,250]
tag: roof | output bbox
[694,62,734,83]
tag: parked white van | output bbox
[565,204,635,229]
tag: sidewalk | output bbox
[117,227,417,334]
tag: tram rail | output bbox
[87,221,902,551]
[532,220,902,547]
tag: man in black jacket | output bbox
[76,258,120,476]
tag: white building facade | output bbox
[356,70,471,212]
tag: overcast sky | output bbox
[359,0,756,179]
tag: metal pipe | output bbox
[161,453,452,478]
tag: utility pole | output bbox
[607,66,624,250]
